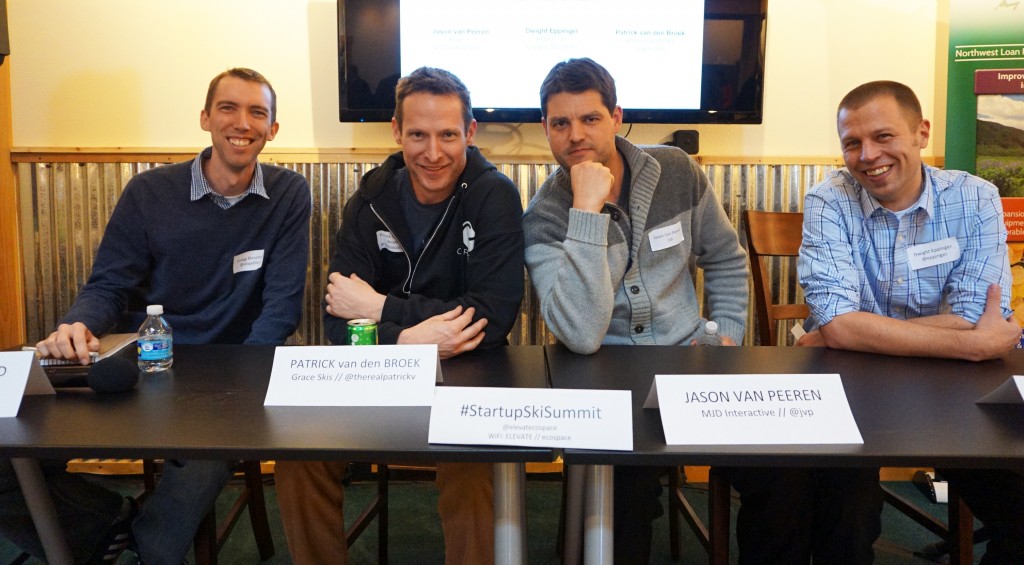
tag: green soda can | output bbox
[347,319,378,346]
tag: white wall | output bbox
[8,0,948,158]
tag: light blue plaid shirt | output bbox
[189,147,269,209]
[798,164,1011,329]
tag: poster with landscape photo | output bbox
[975,69,1024,198]
[975,70,1024,331]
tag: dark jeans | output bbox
[133,459,234,565]
[729,467,883,565]
[939,468,1024,565]
[0,458,124,563]
[613,465,664,565]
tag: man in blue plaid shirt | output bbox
[781,80,1021,564]
[731,81,1023,565]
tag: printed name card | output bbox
[264,345,439,407]
[428,387,633,450]
[976,375,1024,404]
[644,374,863,445]
[0,352,55,417]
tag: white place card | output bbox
[264,344,439,407]
[977,375,1024,404]
[644,373,863,445]
[0,351,55,417]
[428,387,633,451]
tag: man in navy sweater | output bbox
[275,67,524,565]
[32,67,311,564]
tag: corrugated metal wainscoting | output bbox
[17,158,838,347]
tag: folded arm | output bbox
[524,203,616,354]
[816,284,1019,362]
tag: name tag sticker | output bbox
[376,231,403,253]
[0,351,54,418]
[233,249,265,274]
[264,344,439,407]
[645,373,863,445]
[648,222,684,252]
[907,238,960,270]
[429,387,633,450]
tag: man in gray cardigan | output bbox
[522,58,749,563]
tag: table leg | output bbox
[562,464,586,565]
[583,464,613,565]
[493,462,526,565]
[11,457,74,565]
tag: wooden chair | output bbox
[143,460,274,565]
[741,209,975,565]
[667,466,731,564]
[744,210,809,346]
[344,463,389,563]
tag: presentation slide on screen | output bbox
[400,0,705,111]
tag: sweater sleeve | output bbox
[523,182,616,354]
[324,193,374,344]
[245,173,312,345]
[59,180,151,335]
[378,179,525,349]
[691,168,749,343]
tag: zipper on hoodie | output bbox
[369,182,463,296]
[405,184,463,294]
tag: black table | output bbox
[1,344,555,565]
[546,344,1024,564]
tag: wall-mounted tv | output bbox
[338,0,767,124]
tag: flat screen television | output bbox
[337,0,767,124]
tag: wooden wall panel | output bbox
[0,61,24,348]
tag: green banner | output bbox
[945,0,1024,173]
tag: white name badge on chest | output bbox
[233,250,265,273]
[376,231,403,253]
[648,221,684,252]
[907,238,960,270]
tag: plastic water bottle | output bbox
[137,304,173,372]
[694,321,723,346]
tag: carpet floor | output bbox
[1,474,983,564]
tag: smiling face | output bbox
[200,75,279,181]
[542,90,622,171]
[392,92,477,204]
[838,94,930,212]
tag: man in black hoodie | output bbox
[275,67,525,565]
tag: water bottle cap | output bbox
[146,305,164,315]
[705,321,719,334]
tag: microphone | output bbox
[87,357,140,393]
[46,357,140,393]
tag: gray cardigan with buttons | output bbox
[523,136,749,353]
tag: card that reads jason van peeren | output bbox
[264,345,439,407]
[645,373,863,445]
[428,387,633,451]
